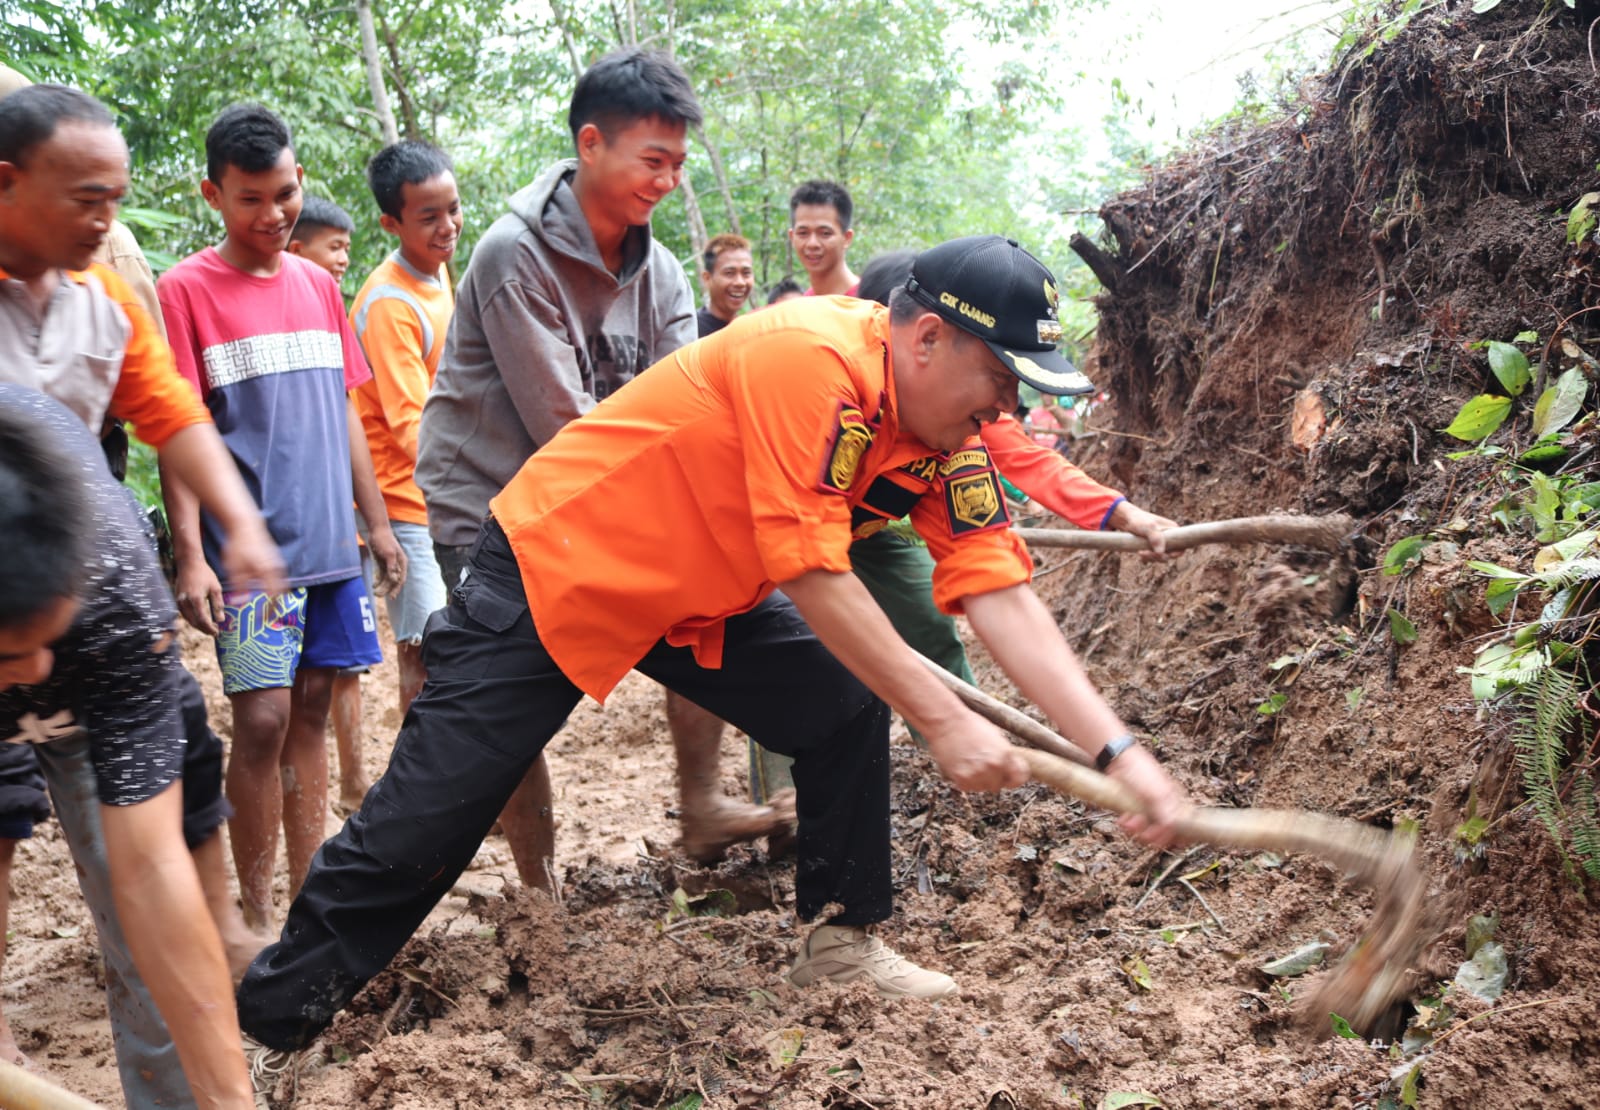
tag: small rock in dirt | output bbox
[1464,913,1497,958]
[1259,941,1330,977]
[1454,940,1508,1002]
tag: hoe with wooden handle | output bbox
[0,1060,105,1110]
[1015,513,1355,554]
[917,655,1424,1035]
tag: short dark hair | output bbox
[0,408,88,627]
[291,196,353,243]
[0,84,114,168]
[568,47,702,142]
[367,140,453,220]
[888,283,974,346]
[789,180,853,230]
[766,277,803,303]
[856,249,916,307]
[701,232,750,274]
[205,103,293,184]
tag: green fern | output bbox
[1510,667,1577,876]
[1569,772,1600,881]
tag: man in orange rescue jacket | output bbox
[238,235,1189,1048]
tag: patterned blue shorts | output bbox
[216,576,382,695]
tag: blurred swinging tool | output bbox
[916,654,1426,1037]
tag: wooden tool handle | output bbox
[1015,513,1355,553]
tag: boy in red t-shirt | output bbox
[159,104,406,929]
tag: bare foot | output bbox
[223,922,275,983]
[680,791,797,864]
[337,780,372,815]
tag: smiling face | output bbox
[201,146,304,271]
[0,120,128,278]
[787,202,853,284]
[289,225,351,284]
[0,594,78,692]
[383,170,463,276]
[575,116,688,232]
[895,314,1020,453]
[701,246,753,322]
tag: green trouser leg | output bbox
[749,529,976,802]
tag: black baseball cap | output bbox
[904,235,1093,396]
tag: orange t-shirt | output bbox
[350,254,455,525]
[490,297,1032,701]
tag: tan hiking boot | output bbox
[244,1032,299,1109]
[787,925,958,1000]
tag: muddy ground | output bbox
[9,1,1600,1106]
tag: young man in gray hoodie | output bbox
[415,47,795,889]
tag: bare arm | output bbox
[963,583,1187,842]
[778,568,1027,792]
[101,785,252,1109]
[348,394,405,597]
[158,424,285,593]
[160,455,223,636]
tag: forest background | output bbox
[1,0,1345,348]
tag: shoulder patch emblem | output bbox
[939,445,1011,536]
[817,403,875,495]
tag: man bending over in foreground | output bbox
[239,235,1188,1053]
[0,386,254,1108]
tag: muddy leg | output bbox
[190,830,271,981]
[227,686,292,930]
[499,755,555,894]
[331,671,371,812]
[397,641,426,717]
[670,690,796,863]
[0,839,28,1069]
[283,666,335,900]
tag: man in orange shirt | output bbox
[239,236,1189,1048]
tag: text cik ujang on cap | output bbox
[905,235,1093,396]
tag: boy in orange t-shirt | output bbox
[349,141,460,716]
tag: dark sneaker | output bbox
[787,925,957,1000]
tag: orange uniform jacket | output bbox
[980,413,1124,531]
[490,297,1033,702]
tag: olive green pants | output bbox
[749,528,976,802]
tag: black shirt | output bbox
[0,385,185,806]
[696,306,732,338]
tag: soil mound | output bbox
[262,3,1600,1105]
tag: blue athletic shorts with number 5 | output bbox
[216,576,383,696]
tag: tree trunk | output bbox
[679,173,708,264]
[356,0,399,145]
[693,125,740,238]
[379,16,421,141]
[547,0,585,78]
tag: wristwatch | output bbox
[1094,733,1137,772]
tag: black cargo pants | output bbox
[239,517,892,1050]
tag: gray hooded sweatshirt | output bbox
[417,159,696,546]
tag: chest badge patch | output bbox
[817,403,875,494]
